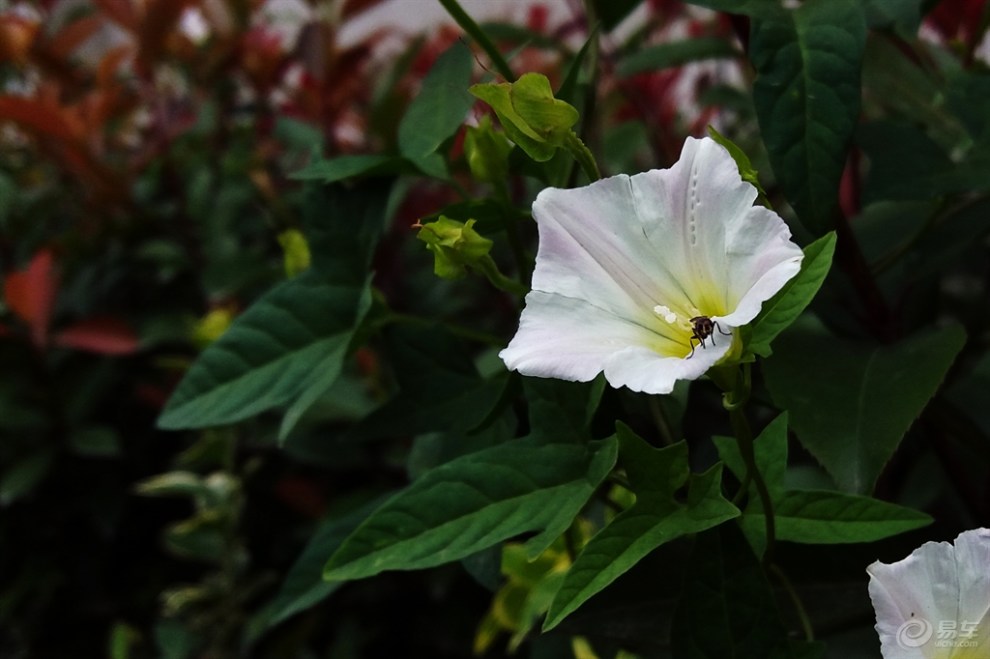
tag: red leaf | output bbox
[54,316,140,355]
[4,249,57,348]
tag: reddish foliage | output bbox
[54,316,141,355]
[0,14,40,64]
[927,0,986,43]
[3,249,58,350]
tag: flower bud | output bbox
[277,229,311,278]
[464,115,512,183]
[416,216,493,279]
[469,73,579,162]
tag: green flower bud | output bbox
[416,216,494,279]
[277,229,311,278]
[465,115,513,183]
[469,72,579,162]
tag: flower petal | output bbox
[716,205,804,328]
[531,175,691,331]
[868,541,954,659]
[624,136,764,317]
[603,338,729,395]
[954,529,990,652]
[867,530,990,659]
[499,290,681,383]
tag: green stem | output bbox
[438,0,515,82]
[495,181,533,283]
[769,563,815,642]
[730,405,776,560]
[648,397,675,446]
[563,130,601,182]
[474,255,529,297]
[721,364,776,561]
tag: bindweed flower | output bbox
[500,136,803,394]
[868,528,990,659]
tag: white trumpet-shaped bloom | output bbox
[500,136,803,394]
[868,528,990,659]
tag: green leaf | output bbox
[751,0,866,234]
[323,436,619,581]
[524,376,606,444]
[670,524,796,659]
[713,413,789,500]
[263,496,389,628]
[706,126,767,198]
[291,154,414,183]
[157,273,370,432]
[398,40,474,173]
[557,29,598,107]
[618,39,739,77]
[345,325,506,442]
[301,180,391,285]
[857,121,956,202]
[682,0,783,19]
[763,318,966,493]
[740,490,931,546]
[744,232,836,358]
[160,182,388,438]
[0,448,54,506]
[543,427,738,631]
[862,0,922,32]
[590,0,642,30]
[715,415,931,550]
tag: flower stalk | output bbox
[563,130,601,182]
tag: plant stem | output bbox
[647,397,675,446]
[721,364,776,561]
[564,130,601,182]
[496,181,533,283]
[769,563,815,642]
[474,255,529,297]
[438,0,515,82]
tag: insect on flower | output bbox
[687,315,731,358]
[499,136,804,395]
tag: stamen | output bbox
[653,305,678,324]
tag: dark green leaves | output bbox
[157,274,371,439]
[398,40,475,177]
[751,0,866,234]
[542,426,738,630]
[323,437,618,581]
[618,39,738,77]
[293,41,473,182]
[715,414,931,556]
[260,496,389,628]
[744,232,836,358]
[671,525,812,659]
[764,320,966,493]
[159,182,389,440]
[682,0,782,19]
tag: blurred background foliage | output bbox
[1,0,989,657]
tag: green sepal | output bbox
[470,73,579,162]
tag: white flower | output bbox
[499,136,803,394]
[868,529,990,659]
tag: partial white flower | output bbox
[499,136,803,394]
[868,528,990,659]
